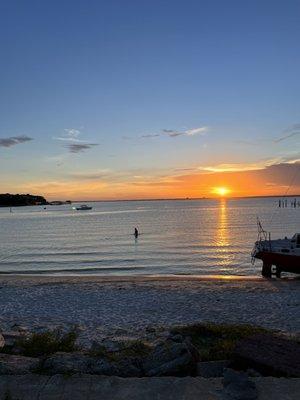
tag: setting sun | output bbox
[213,187,230,197]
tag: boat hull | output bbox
[255,251,300,274]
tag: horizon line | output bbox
[70,194,300,202]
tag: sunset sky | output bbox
[0,0,300,200]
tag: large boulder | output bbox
[142,339,200,377]
[42,352,93,374]
[42,352,143,377]
[0,354,39,375]
[1,331,28,352]
[233,333,300,377]
[91,357,142,377]
[197,360,229,378]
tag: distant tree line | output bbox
[0,193,48,207]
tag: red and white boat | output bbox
[252,221,300,277]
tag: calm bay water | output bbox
[0,198,299,276]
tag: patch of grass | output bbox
[89,344,109,358]
[15,328,79,358]
[171,323,271,361]
[118,340,151,359]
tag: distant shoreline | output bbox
[2,193,300,206]
[67,194,300,203]
[0,193,47,208]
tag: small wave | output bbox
[0,265,144,275]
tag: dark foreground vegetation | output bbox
[0,193,47,207]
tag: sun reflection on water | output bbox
[216,199,234,269]
[217,199,228,247]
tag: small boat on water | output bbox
[74,204,93,211]
[252,221,300,277]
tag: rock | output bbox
[42,352,143,377]
[90,359,119,376]
[167,334,184,343]
[223,368,258,400]
[0,354,39,375]
[145,326,156,333]
[1,331,29,355]
[233,333,300,377]
[10,324,28,333]
[91,357,142,377]
[98,339,126,353]
[114,328,128,335]
[197,360,229,378]
[0,333,4,349]
[1,331,27,347]
[246,369,262,377]
[42,352,93,374]
[143,339,200,377]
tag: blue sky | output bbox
[0,0,299,199]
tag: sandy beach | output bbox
[0,275,299,346]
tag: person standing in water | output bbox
[134,227,139,238]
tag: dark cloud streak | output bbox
[274,124,300,143]
[0,135,33,148]
[162,129,184,137]
[65,143,98,153]
[141,134,160,138]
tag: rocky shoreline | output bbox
[1,322,299,377]
[1,323,300,400]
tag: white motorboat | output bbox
[74,204,93,211]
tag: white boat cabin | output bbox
[256,233,300,254]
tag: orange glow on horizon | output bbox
[7,161,299,201]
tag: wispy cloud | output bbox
[162,129,183,137]
[0,135,33,148]
[174,167,197,172]
[199,154,300,173]
[137,126,209,139]
[68,170,111,180]
[54,128,84,142]
[64,128,81,139]
[274,124,300,143]
[55,137,84,142]
[235,139,261,146]
[54,128,99,153]
[140,134,161,138]
[163,126,209,138]
[185,127,208,136]
[65,143,98,153]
